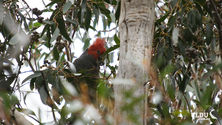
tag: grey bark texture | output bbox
[113,0,155,125]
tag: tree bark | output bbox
[114,0,155,125]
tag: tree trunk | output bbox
[114,0,155,125]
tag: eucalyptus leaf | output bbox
[56,16,72,42]
[50,27,60,43]
[22,72,42,84]
[63,1,72,14]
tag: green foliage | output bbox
[0,0,221,124]
[151,0,222,124]
[0,0,119,124]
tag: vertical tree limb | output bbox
[114,0,155,124]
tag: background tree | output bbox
[150,0,222,124]
[113,0,154,125]
[0,0,221,125]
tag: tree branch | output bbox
[207,0,222,56]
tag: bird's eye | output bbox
[97,50,100,54]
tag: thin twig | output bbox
[209,0,222,25]
[20,0,32,19]
[21,0,31,10]
[23,54,35,72]
[183,92,191,113]
[64,41,72,61]
[19,70,33,74]
[40,71,58,124]
[51,107,58,124]
[99,26,118,32]
[27,115,42,124]
[42,0,47,7]
[12,62,22,92]
[208,0,222,56]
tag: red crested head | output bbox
[88,38,106,59]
